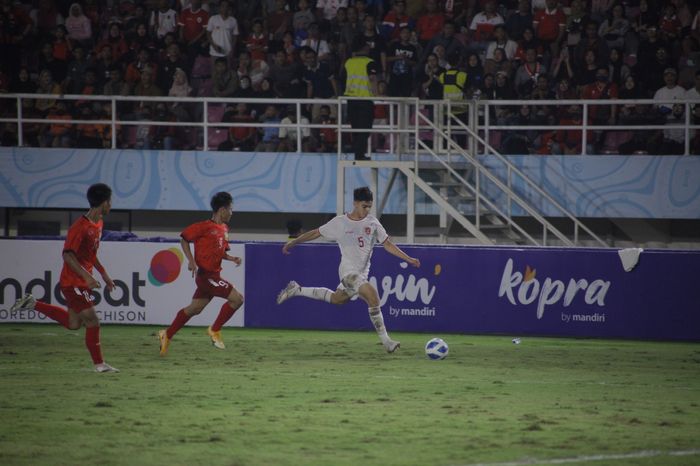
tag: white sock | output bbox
[299,287,332,303]
[368,306,390,344]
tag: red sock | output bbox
[166,309,191,339]
[35,301,70,328]
[85,326,103,365]
[211,302,238,332]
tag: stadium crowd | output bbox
[0,0,699,154]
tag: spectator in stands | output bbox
[128,22,157,63]
[35,0,64,39]
[35,69,62,116]
[52,25,73,63]
[246,18,269,62]
[293,0,315,38]
[232,75,254,98]
[303,47,338,120]
[654,67,686,111]
[63,44,88,94]
[484,46,513,78]
[158,43,187,92]
[555,76,578,99]
[382,0,411,41]
[361,15,388,76]
[687,70,700,154]
[256,104,281,152]
[486,25,518,61]
[269,49,303,98]
[254,77,278,103]
[599,3,630,50]
[565,0,589,54]
[514,47,546,97]
[465,52,485,93]
[550,46,575,83]
[314,104,338,152]
[76,105,108,149]
[418,52,445,99]
[211,56,238,97]
[301,22,331,62]
[514,27,544,63]
[150,0,178,41]
[279,104,313,152]
[574,21,609,73]
[317,0,348,24]
[386,26,417,97]
[555,105,584,154]
[506,0,534,42]
[132,66,162,101]
[422,21,464,65]
[590,0,615,24]
[658,3,682,44]
[125,48,158,88]
[207,0,239,66]
[267,0,292,43]
[10,66,35,94]
[43,101,73,148]
[168,68,193,122]
[219,103,257,151]
[340,6,363,54]
[582,67,618,152]
[95,22,129,65]
[481,73,496,99]
[642,46,673,93]
[65,3,92,48]
[533,0,567,60]
[469,0,504,55]
[494,70,516,99]
[576,49,600,89]
[607,48,631,86]
[103,67,129,96]
[38,41,67,85]
[637,26,667,72]
[178,0,210,61]
[415,0,444,45]
[503,105,536,154]
[678,36,700,89]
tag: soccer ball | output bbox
[425,337,449,360]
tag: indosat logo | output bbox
[148,248,184,286]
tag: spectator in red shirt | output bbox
[659,3,682,43]
[246,19,269,62]
[178,0,209,62]
[382,0,412,41]
[582,67,618,152]
[94,22,129,64]
[52,25,73,62]
[415,0,444,44]
[533,0,567,59]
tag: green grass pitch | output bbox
[1,324,699,466]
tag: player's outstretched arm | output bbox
[282,228,322,255]
[180,238,197,277]
[383,239,420,268]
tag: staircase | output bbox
[336,98,608,247]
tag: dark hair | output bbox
[353,186,373,202]
[286,219,303,237]
[211,192,233,211]
[87,183,112,207]
[352,37,367,52]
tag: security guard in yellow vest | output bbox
[438,53,468,116]
[344,37,379,161]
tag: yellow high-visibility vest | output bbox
[344,56,374,97]
[439,69,467,101]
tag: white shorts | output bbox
[337,273,369,298]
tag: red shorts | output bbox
[193,271,233,300]
[60,286,95,312]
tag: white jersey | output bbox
[319,214,388,280]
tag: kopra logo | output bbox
[148,248,184,286]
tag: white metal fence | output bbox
[1,93,698,156]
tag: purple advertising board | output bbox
[245,243,700,341]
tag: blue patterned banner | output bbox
[1,148,698,218]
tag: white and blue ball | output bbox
[425,337,449,360]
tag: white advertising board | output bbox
[0,240,245,327]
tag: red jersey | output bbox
[181,220,230,273]
[178,8,209,43]
[60,216,103,288]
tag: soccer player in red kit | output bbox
[158,192,244,355]
[10,183,119,373]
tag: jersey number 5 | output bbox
[357,237,364,247]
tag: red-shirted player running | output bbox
[10,183,119,373]
[158,192,244,355]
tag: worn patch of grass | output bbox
[0,325,698,465]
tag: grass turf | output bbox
[0,324,698,466]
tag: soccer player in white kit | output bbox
[276,187,421,353]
